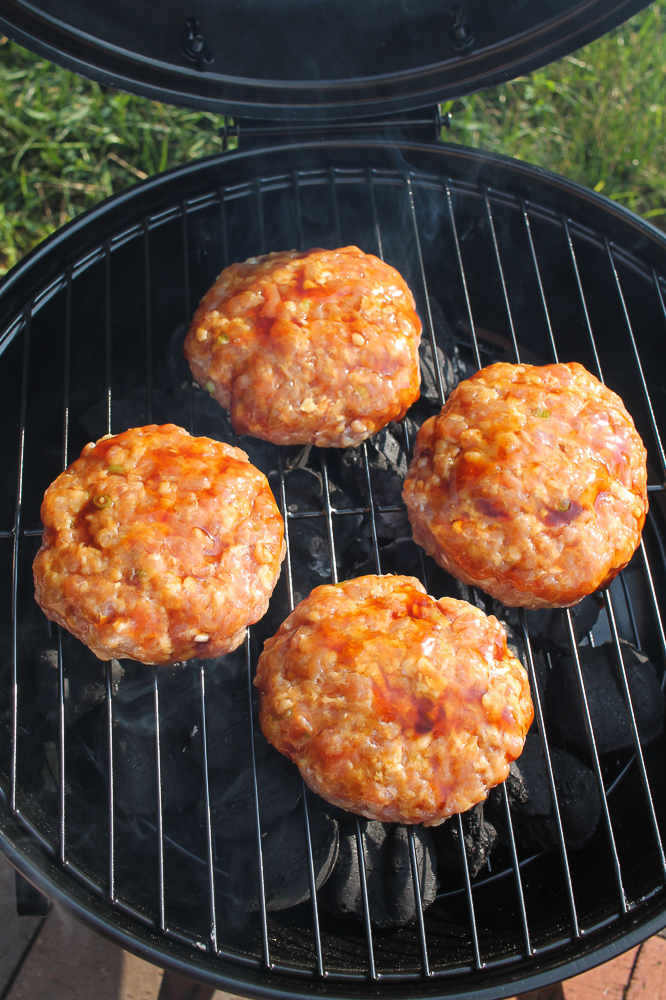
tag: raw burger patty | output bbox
[183,246,422,448]
[403,362,648,609]
[255,575,533,826]
[33,424,285,665]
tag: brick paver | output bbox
[561,947,640,999]
[626,935,666,999]
[5,905,163,1000]
[0,856,43,995]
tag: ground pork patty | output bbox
[183,246,422,448]
[33,424,285,665]
[403,362,648,609]
[255,575,533,826]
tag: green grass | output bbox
[0,41,227,274]
[0,1,665,276]
[443,0,666,223]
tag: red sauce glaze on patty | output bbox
[255,575,533,826]
[403,362,648,609]
[33,425,285,664]
[183,246,422,448]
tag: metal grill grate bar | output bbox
[407,827,431,977]
[604,591,666,879]
[58,268,72,867]
[445,181,481,370]
[484,191,520,364]
[302,786,325,977]
[606,240,666,479]
[291,173,304,258]
[653,270,666,376]
[278,457,295,613]
[366,169,384,261]
[219,189,230,270]
[10,311,31,814]
[106,660,116,902]
[246,634,271,968]
[329,168,343,247]
[321,453,339,585]
[361,442,381,574]
[501,784,531,955]
[639,538,666,663]
[565,610,627,912]
[255,179,267,255]
[276,468,326,972]
[104,242,113,435]
[457,812,483,970]
[57,626,66,865]
[520,612,580,937]
[62,268,72,467]
[143,221,154,424]
[198,664,219,951]
[153,672,166,932]
[522,202,559,363]
[406,176,445,407]
[354,817,377,980]
[182,203,194,433]
[562,217,603,382]
[619,570,641,649]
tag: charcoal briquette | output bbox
[489,593,603,650]
[547,640,664,757]
[113,660,198,742]
[219,807,339,916]
[189,684,250,771]
[80,387,177,440]
[207,733,302,838]
[433,803,497,879]
[94,714,201,816]
[283,463,325,511]
[308,790,357,824]
[35,634,123,725]
[320,820,438,928]
[418,297,466,405]
[487,733,601,851]
[350,536,425,581]
[418,340,462,410]
[325,420,413,514]
[498,620,548,708]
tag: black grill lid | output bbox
[0,0,652,121]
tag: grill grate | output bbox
[1,146,666,996]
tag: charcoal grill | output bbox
[1,3,666,999]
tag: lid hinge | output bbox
[181,18,214,71]
[219,106,451,152]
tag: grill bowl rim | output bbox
[2,137,666,998]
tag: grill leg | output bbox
[157,970,215,1000]
[14,870,51,916]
